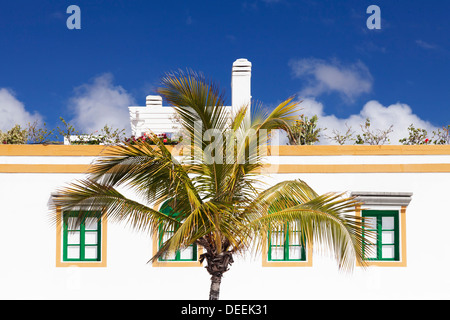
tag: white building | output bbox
[128,58,252,138]
[1,59,450,300]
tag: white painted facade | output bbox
[1,145,450,299]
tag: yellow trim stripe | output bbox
[260,163,450,173]
[2,163,450,173]
[2,144,450,156]
[0,164,91,173]
[271,145,450,156]
[0,145,109,156]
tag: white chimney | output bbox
[231,58,252,125]
[146,95,163,107]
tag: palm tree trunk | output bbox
[199,245,234,300]
[209,274,222,300]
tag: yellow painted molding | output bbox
[260,163,450,173]
[269,145,450,156]
[2,144,450,156]
[3,163,450,173]
[0,164,91,173]
[0,145,109,156]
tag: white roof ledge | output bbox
[351,191,413,206]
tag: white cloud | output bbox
[415,40,438,50]
[282,57,438,145]
[68,73,135,135]
[275,98,439,145]
[0,88,42,131]
[289,58,373,102]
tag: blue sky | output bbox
[0,0,449,142]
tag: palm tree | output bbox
[52,70,369,300]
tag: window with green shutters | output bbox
[268,222,306,261]
[158,202,197,262]
[63,211,102,262]
[362,210,400,261]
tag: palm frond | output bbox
[245,179,369,271]
[52,178,179,234]
[87,136,202,211]
[157,69,229,136]
[50,67,369,281]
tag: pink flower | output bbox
[163,139,168,143]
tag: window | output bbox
[268,222,306,262]
[261,191,411,268]
[62,211,102,262]
[153,202,199,265]
[158,225,197,261]
[362,210,400,261]
[352,191,411,267]
[56,207,107,267]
